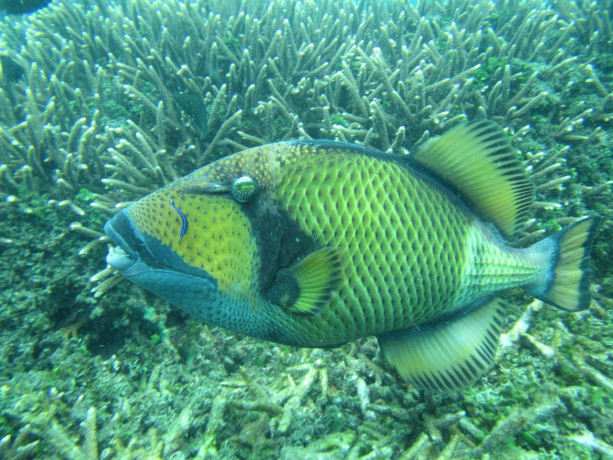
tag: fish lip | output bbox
[103,212,140,271]
[106,245,135,271]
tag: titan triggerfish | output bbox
[104,120,600,391]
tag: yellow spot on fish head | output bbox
[127,186,257,299]
[122,142,307,301]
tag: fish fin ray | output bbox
[530,217,602,311]
[285,247,344,315]
[378,299,505,392]
[412,120,534,237]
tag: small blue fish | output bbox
[169,199,188,238]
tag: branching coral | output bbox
[1,0,609,204]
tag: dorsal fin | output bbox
[412,120,534,237]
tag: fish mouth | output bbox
[104,211,146,274]
[106,245,135,271]
[103,210,175,278]
[103,209,221,317]
[103,209,216,282]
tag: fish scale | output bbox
[272,150,470,344]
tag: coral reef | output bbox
[0,0,611,458]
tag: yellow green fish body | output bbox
[105,121,600,391]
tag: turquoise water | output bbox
[0,0,611,458]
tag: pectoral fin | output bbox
[265,247,343,315]
[378,299,505,392]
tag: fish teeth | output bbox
[106,246,134,270]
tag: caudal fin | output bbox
[532,217,602,311]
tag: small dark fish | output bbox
[0,0,52,15]
[174,91,210,139]
[0,55,25,82]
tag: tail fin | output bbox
[531,217,602,311]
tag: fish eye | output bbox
[231,175,259,202]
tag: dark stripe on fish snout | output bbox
[169,199,188,238]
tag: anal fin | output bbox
[378,299,505,392]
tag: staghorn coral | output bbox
[0,0,609,202]
[0,0,612,458]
